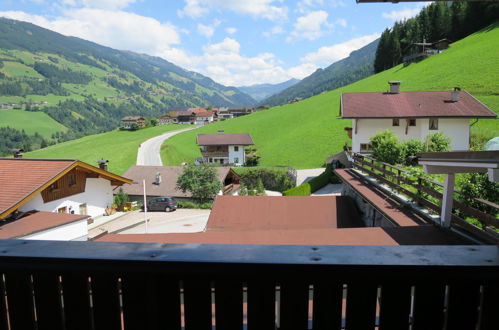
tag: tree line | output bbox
[374,2,499,73]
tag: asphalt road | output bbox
[136,126,196,166]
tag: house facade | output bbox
[195,111,214,126]
[0,158,132,220]
[196,132,254,165]
[341,82,497,153]
[121,116,146,129]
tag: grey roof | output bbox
[197,133,254,146]
[118,166,236,198]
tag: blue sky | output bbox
[0,0,428,86]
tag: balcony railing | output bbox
[0,239,498,330]
[201,151,229,158]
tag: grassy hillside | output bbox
[161,24,499,169]
[25,125,187,175]
[0,109,67,137]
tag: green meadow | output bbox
[161,23,499,169]
[0,109,67,137]
[25,125,187,175]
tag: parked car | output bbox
[143,197,177,212]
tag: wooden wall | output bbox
[41,169,86,203]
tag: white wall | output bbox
[22,219,88,241]
[19,178,114,218]
[351,118,470,152]
[228,145,246,165]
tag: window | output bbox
[57,206,67,214]
[79,203,87,215]
[234,146,239,152]
[49,181,59,191]
[68,173,76,186]
[392,119,400,126]
[408,119,416,126]
[429,118,438,130]
[234,157,239,164]
[360,143,372,151]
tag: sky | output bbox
[0,0,429,87]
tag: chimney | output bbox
[218,130,224,134]
[388,81,401,94]
[451,87,461,102]
[155,172,162,185]
[97,159,108,171]
[12,149,24,159]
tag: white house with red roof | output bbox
[196,131,254,165]
[0,158,132,240]
[341,82,497,153]
[195,111,214,126]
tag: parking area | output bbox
[88,209,211,239]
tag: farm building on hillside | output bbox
[341,82,497,153]
[0,158,132,240]
[121,116,146,130]
[196,131,254,166]
[119,165,241,202]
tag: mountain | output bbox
[237,78,300,102]
[0,17,256,154]
[260,39,379,107]
[156,23,498,169]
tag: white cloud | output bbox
[301,33,380,66]
[178,0,288,21]
[296,0,324,13]
[263,25,285,37]
[197,19,221,37]
[158,38,311,86]
[382,8,420,21]
[225,27,237,35]
[58,0,139,10]
[0,9,181,55]
[288,10,332,41]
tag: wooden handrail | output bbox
[352,153,498,230]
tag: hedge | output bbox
[283,164,340,196]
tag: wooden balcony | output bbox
[0,239,498,330]
[201,151,229,158]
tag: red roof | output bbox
[207,196,363,230]
[196,112,213,117]
[0,158,132,218]
[197,133,254,146]
[0,159,75,216]
[97,226,468,246]
[341,90,497,118]
[0,211,89,239]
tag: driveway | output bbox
[295,168,326,186]
[136,127,196,166]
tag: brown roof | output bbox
[0,211,89,239]
[175,110,195,117]
[207,195,364,230]
[97,226,468,246]
[122,116,145,121]
[197,133,254,146]
[0,158,132,219]
[119,166,236,197]
[341,90,497,118]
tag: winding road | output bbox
[136,127,196,166]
